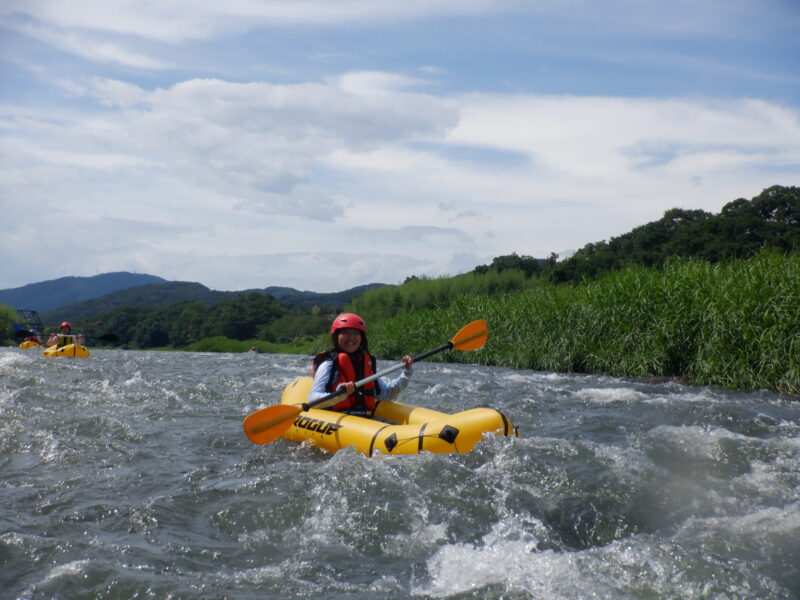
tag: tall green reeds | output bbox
[368,249,799,394]
[349,269,538,321]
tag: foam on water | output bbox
[41,559,92,584]
[1,347,798,599]
[416,522,795,599]
[576,387,649,404]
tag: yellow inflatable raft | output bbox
[42,343,91,358]
[19,340,42,349]
[279,377,519,456]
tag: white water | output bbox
[1,347,799,599]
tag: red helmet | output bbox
[330,313,366,334]
[60,321,72,328]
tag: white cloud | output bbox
[79,77,151,107]
[1,1,798,292]
[10,21,171,69]
[1,74,459,218]
[448,94,800,181]
[331,71,433,95]
[6,71,797,290]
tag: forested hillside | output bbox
[40,281,389,326]
[0,272,166,312]
[469,184,799,283]
[84,293,306,348]
[41,282,229,323]
[549,184,799,282]
[78,287,371,349]
[258,284,388,308]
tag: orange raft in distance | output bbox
[279,376,519,456]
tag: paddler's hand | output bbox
[401,355,413,371]
[337,382,356,395]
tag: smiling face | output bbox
[335,328,362,353]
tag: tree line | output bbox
[547,184,799,282]
[469,185,799,282]
[81,293,331,349]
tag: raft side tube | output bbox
[279,376,518,456]
[42,343,91,358]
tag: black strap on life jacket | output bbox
[312,349,381,411]
[312,349,340,391]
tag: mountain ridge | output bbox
[0,273,389,326]
[2,272,389,320]
[0,272,167,312]
[39,281,388,324]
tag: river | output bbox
[1,347,799,599]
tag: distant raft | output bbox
[279,376,519,456]
[19,340,42,349]
[42,344,91,358]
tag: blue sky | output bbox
[1,1,799,293]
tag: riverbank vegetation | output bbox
[366,249,799,394]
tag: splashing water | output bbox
[1,348,798,599]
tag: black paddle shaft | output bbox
[410,341,453,363]
[14,329,119,342]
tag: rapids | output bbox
[1,348,798,599]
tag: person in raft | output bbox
[308,313,413,415]
[48,321,85,348]
[23,331,42,344]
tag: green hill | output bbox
[40,281,390,326]
[259,283,389,308]
[0,272,166,312]
[41,281,227,324]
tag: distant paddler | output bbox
[23,332,42,345]
[48,321,85,348]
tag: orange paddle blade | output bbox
[450,319,488,351]
[243,404,302,445]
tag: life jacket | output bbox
[56,334,74,348]
[312,349,379,412]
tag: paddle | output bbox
[88,333,120,343]
[14,329,119,343]
[242,319,489,445]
